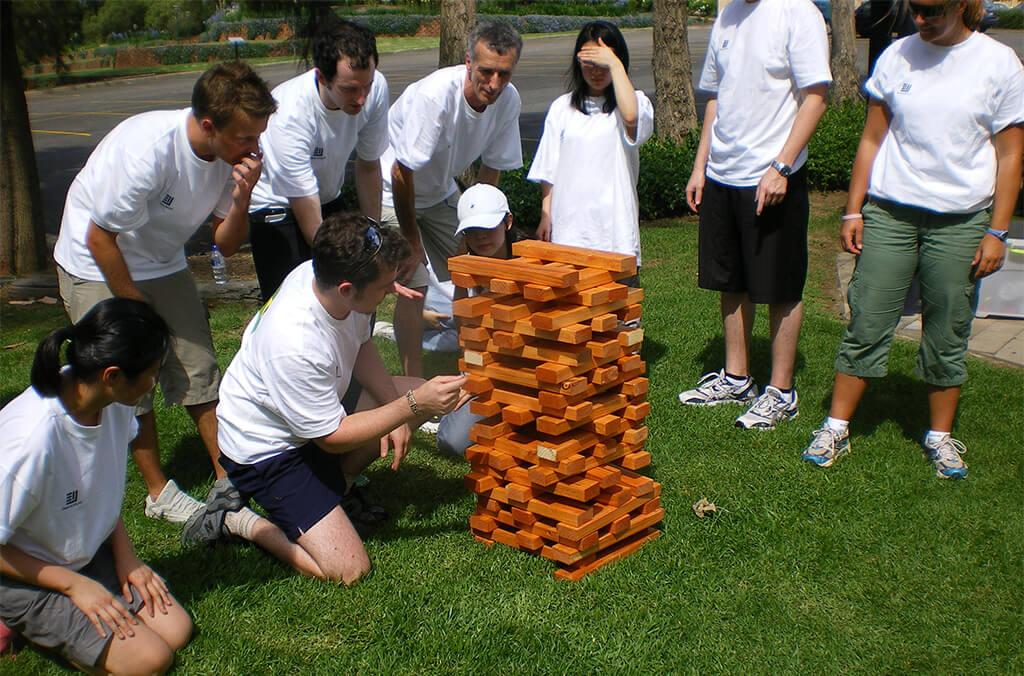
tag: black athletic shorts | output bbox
[697,167,809,304]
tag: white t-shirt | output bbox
[0,388,137,571]
[865,32,1024,214]
[698,0,832,187]
[54,109,234,282]
[250,69,390,212]
[381,65,523,209]
[217,261,373,465]
[527,92,654,263]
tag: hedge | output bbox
[499,101,866,224]
[202,13,653,41]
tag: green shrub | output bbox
[688,0,715,18]
[994,7,1023,29]
[145,0,207,39]
[637,133,698,220]
[82,0,149,43]
[500,162,542,229]
[477,1,651,17]
[806,100,866,191]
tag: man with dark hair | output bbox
[186,213,468,584]
[249,18,390,301]
[380,19,524,378]
[53,61,276,524]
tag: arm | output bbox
[973,124,1024,278]
[351,340,400,406]
[476,165,501,187]
[686,96,717,212]
[211,154,263,256]
[841,99,892,254]
[537,182,553,241]
[577,38,639,139]
[355,157,383,223]
[755,83,829,215]
[391,161,423,253]
[286,195,324,246]
[85,221,145,301]
[1,543,137,639]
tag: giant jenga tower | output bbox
[449,240,663,581]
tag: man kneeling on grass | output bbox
[183,213,468,584]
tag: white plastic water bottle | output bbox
[210,244,228,285]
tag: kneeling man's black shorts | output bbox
[697,167,809,304]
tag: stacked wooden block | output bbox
[449,240,663,581]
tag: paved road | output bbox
[26,27,1022,236]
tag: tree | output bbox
[830,0,861,104]
[439,0,476,68]
[1,0,80,277]
[652,0,697,144]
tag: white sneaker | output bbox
[418,419,440,435]
[144,479,203,523]
[373,321,396,342]
[922,433,968,479]
[678,369,758,406]
[735,386,798,430]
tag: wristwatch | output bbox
[770,159,792,177]
[985,228,1009,242]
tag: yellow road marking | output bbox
[32,129,92,137]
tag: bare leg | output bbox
[133,594,193,652]
[244,516,327,579]
[768,300,804,390]
[926,385,960,433]
[185,401,227,480]
[828,372,870,421]
[94,622,176,676]
[131,411,169,500]
[721,292,754,377]
[394,292,426,378]
[295,506,371,585]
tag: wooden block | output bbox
[469,418,512,443]
[464,375,494,395]
[610,514,631,535]
[489,278,522,295]
[464,472,498,494]
[527,495,595,527]
[538,390,568,412]
[487,451,518,472]
[463,350,495,367]
[491,331,525,349]
[469,514,498,533]
[617,354,643,375]
[535,362,576,385]
[586,337,622,360]
[617,304,642,322]
[621,377,649,398]
[592,366,619,386]
[452,294,497,319]
[485,315,592,345]
[490,302,532,323]
[489,339,593,367]
[591,314,619,332]
[618,469,655,496]
[501,405,536,426]
[528,465,560,487]
[531,296,633,331]
[473,534,495,546]
[536,429,599,462]
[590,414,627,437]
[448,254,580,287]
[551,476,601,502]
[618,328,644,347]
[623,402,651,421]
[451,271,481,288]
[506,483,537,503]
[542,541,592,566]
[516,530,545,552]
[554,454,587,476]
[511,507,537,527]
[621,451,652,470]
[461,338,489,352]
[556,496,646,542]
[621,426,648,446]
[466,445,490,464]
[491,528,520,549]
[504,466,531,486]
[463,361,588,396]
[554,529,661,582]
[460,325,490,343]
[597,485,632,507]
[470,399,502,417]
[511,240,637,274]
[490,386,543,413]
[642,497,661,515]
[494,434,540,464]
[586,465,622,489]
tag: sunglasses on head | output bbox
[348,218,383,277]
[908,1,952,19]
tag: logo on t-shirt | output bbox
[160,193,175,208]
[312,146,325,159]
[722,39,730,49]
[63,489,81,510]
[899,82,912,94]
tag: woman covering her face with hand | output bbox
[801,0,1024,478]
[528,21,654,286]
[0,298,194,674]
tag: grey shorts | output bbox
[0,544,146,669]
[380,189,461,289]
[57,266,221,412]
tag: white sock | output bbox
[224,507,259,540]
[825,417,849,434]
[926,430,950,446]
[724,372,750,387]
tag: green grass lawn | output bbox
[1,212,1021,673]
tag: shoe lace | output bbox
[697,371,735,396]
[809,426,838,456]
[750,390,784,416]
[932,437,967,465]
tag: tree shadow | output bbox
[695,334,806,382]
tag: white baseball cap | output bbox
[456,184,510,236]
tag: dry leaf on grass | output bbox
[692,497,718,518]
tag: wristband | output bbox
[405,389,421,416]
[841,213,863,221]
[985,228,1009,242]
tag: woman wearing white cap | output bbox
[528,21,653,285]
[435,184,518,457]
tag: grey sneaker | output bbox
[678,370,758,406]
[181,507,231,547]
[735,386,799,430]
[206,476,244,512]
[922,433,968,479]
[802,424,851,467]
[144,479,203,523]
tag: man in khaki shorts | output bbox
[52,62,277,523]
[379,20,524,378]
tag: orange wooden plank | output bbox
[491,330,525,349]
[463,350,495,367]
[623,401,651,421]
[621,450,652,470]
[464,375,494,395]
[483,315,593,345]
[501,405,536,426]
[526,495,595,527]
[554,529,661,581]
[510,240,637,274]
[464,472,498,494]
[487,450,518,472]
[488,339,593,367]
[618,328,644,347]
[448,254,580,287]
[469,514,498,533]
[452,294,498,319]
[460,325,490,343]
[470,398,502,417]
[591,314,619,332]
[489,278,522,295]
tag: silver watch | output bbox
[770,159,792,177]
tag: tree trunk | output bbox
[0,1,46,277]
[439,0,476,69]
[830,0,861,104]
[652,0,697,143]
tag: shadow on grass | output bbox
[816,372,932,442]
[641,337,669,367]
[695,334,807,382]
[363,459,470,543]
[1,388,21,409]
[164,436,220,494]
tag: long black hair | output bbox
[568,21,630,115]
[30,298,171,397]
